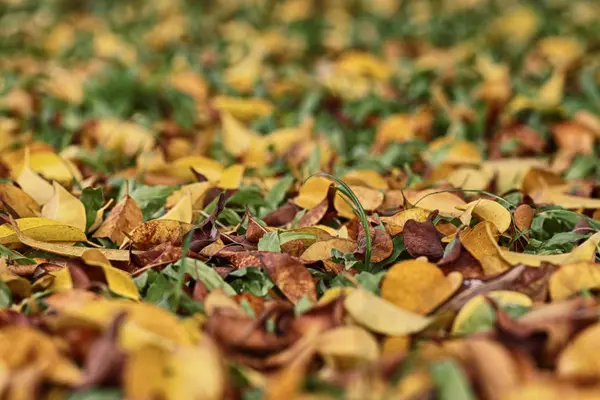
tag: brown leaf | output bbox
[0,183,41,218]
[245,215,268,243]
[439,264,554,312]
[77,313,126,389]
[489,123,546,159]
[403,212,444,260]
[129,219,192,251]
[489,297,597,367]
[263,202,299,227]
[259,252,317,304]
[93,195,143,246]
[356,223,393,263]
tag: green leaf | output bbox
[257,231,281,252]
[66,388,123,400]
[80,187,104,231]
[265,175,294,209]
[227,185,269,208]
[429,359,475,400]
[456,302,530,335]
[130,185,177,220]
[279,231,316,245]
[538,232,589,253]
[355,271,385,294]
[0,281,12,309]
[181,258,236,296]
[230,267,274,297]
[144,274,177,311]
[0,244,36,265]
[565,155,597,180]
[294,295,314,315]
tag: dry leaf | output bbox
[94,195,143,246]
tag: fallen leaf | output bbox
[42,181,87,232]
[381,260,462,314]
[0,217,86,245]
[459,222,510,275]
[259,252,317,304]
[549,261,600,301]
[344,288,431,335]
[403,213,444,260]
[300,238,356,262]
[380,207,431,236]
[0,183,40,218]
[93,195,143,246]
[456,199,511,234]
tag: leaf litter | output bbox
[0,0,600,399]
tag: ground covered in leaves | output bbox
[1,0,600,399]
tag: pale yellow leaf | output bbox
[42,181,86,232]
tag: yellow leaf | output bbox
[0,183,40,218]
[93,195,143,246]
[294,176,332,209]
[405,189,466,218]
[212,95,274,121]
[0,217,86,246]
[125,342,225,400]
[550,262,600,301]
[316,326,380,368]
[538,36,584,70]
[481,158,548,193]
[0,258,31,299]
[166,182,213,210]
[456,199,511,233]
[88,198,114,233]
[0,326,81,386]
[91,119,155,156]
[49,267,73,291]
[42,181,86,232]
[336,51,392,80]
[344,289,431,336]
[217,164,245,189]
[558,323,600,379]
[221,111,254,157]
[494,230,600,267]
[300,238,356,262]
[16,150,54,206]
[446,167,494,192]
[318,286,353,305]
[81,249,140,300]
[168,156,224,182]
[381,260,462,315]
[333,185,384,219]
[460,222,510,275]
[452,291,532,334]
[54,298,196,350]
[538,191,600,210]
[342,169,389,190]
[382,335,410,357]
[426,137,482,165]
[7,216,135,261]
[380,208,431,236]
[160,193,193,223]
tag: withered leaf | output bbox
[93,195,143,246]
[259,252,317,304]
[403,212,444,260]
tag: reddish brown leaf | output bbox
[403,212,444,260]
[93,195,143,246]
[263,202,299,227]
[259,252,317,304]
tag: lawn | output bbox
[1,0,600,399]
